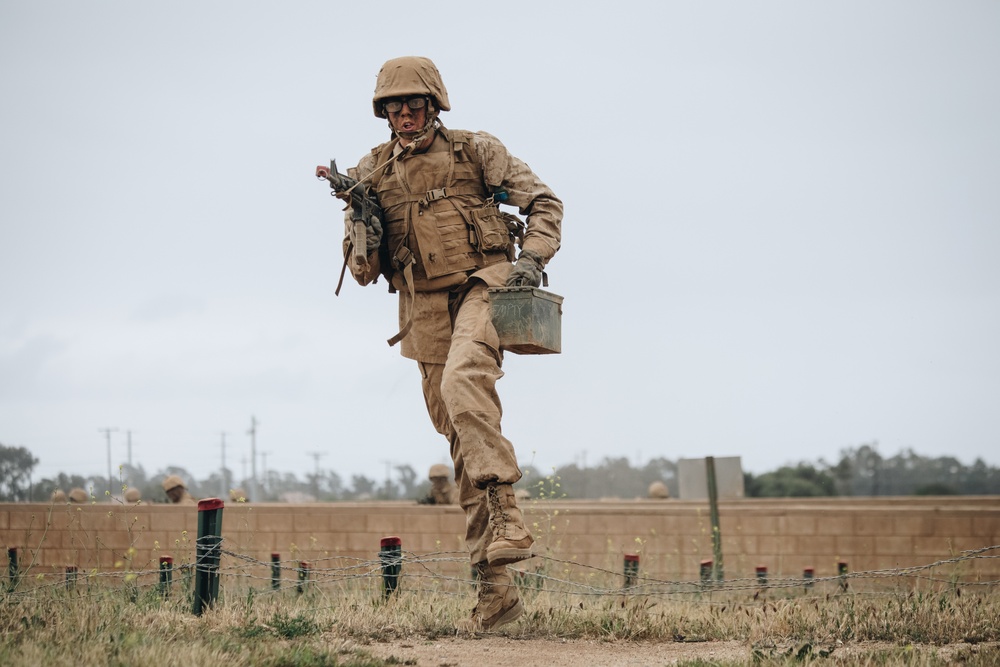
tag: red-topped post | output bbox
[380,536,402,599]
[623,553,640,590]
[159,556,174,598]
[193,498,225,615]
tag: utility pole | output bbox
[247,416,259,504]
[98,427,118,494]
[220,432,228,499]
[260,451,271,498]
[307,452,326,501]
[379,459,394,500]
[124,430,134,486]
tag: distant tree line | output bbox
[0,440,997,502]
[745,443,1000,498]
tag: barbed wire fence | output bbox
[5,536,998,610]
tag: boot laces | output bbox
[487,485,506,537]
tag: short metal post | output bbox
[193,498,225,615]
[803,567,814,591]
[159,556,174,598]
[380,536,402,600]
[837,560,848,592]
[623,553,640,589]
[65,565,78,590]
[699,559,713,588]
[7,547,18,591]
[705,456,724,583]
[297,562,309,594]
[271,553,281,591]
[755,565,768,588]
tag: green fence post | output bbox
[803,567,814,591]
[297,561,309,594]
[837,560,848,592]
[193,498,225,615]
[271,553,281,591]
[159,556,174,598]
[7,547,18,592]
[65,565,77,591]
[380,536,402,600]
[623,553,639,590]
[705,456,724,583]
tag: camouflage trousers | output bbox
[418,281,522,563]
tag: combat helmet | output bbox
[428,463,451,480]
[372,56,451,119]
[647,481,670,499]
[162,474,185,492]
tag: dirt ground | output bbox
[363,637,747,666]
[360,637,1000,666]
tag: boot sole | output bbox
[483,597,524,631]
[486,547,534,566]
[455,597,524,633]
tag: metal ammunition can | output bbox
[488,287,563,355]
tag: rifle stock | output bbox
[352,220,368,272]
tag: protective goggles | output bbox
[382,96,428,114]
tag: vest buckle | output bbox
[422,188,448,205]
[392,246,414,270]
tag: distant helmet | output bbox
[648,481,670,499]
[428,463,451,480]
[123,488,141,503]
[372,56,451,119]
[229,488,247,502]
[51,489,67,503]
[162,475,186,492]
[68,487,88,504]
[514,488,531,501]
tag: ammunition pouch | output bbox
[467,205,512,254]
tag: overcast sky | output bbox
[2,2,997,490]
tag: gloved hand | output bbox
[365,214,383,255]
[506,249,544,287]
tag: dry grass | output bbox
[2,572,998,667]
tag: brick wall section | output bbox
[2,497,997,589]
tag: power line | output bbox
[247,416,259,504]
[98,427,118,494]
[307,451,327,501]
[220,432,228,499]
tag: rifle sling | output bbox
[387,260,415,347]
[335,240,353,296]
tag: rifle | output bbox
[315,160,384,280]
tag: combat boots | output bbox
[485,483,534,566]
[456,561,523,632]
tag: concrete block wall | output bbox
[2,497,997,591]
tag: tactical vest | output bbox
[367,127,511,292]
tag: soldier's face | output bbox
[387,98,429,144]
[166,486,184,503]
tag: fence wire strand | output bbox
[5,538,997,606]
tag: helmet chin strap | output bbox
[389,110,440,147]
